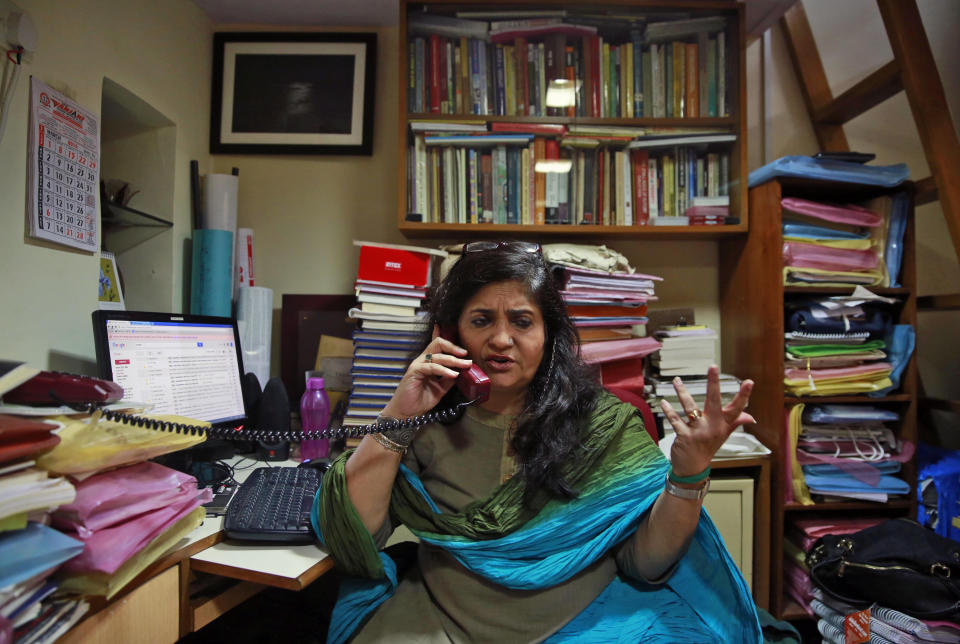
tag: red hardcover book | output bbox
[439,37,449,114]
[429,35,442,114]
[491,122,567,135]
[566,304,648,317]
[581,36,594,118]
[543,32,566,116]
[590,36,602,118]
[356,243,442,288]
[632,149,650,225]
[0,414,60,464]
[514,37,528,117]
[565,45,577,117]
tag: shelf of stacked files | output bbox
[722,165,919,620]
[398,0,749,236]
[781,192,918,621]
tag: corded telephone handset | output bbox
[440,325,491,405]
[3,354,491,443]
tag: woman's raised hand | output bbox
[660,365,755,478]
[379,325,474,420]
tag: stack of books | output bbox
[553,265,662,395]
[645,371,742,436]
[650,325,718,376]
[342,241,446,438]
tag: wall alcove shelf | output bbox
[101,200,173,254]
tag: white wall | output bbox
[0,0,212,370]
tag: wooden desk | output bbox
[59,460,334,644]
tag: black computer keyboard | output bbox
[224,467,321,543]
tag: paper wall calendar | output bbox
[27,78,100,252]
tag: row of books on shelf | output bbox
[407,13,730,118]
[407,132,733,225]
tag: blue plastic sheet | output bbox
[803,461,901,477]
[803,472,910,495]
[749,156,909,188]
[782,221,870,240]
[0,523,83,589]
[869,325,915,397]
[885,192,909,287]
[804,404,899,423]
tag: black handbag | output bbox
[805,518,960,620]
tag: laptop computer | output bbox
[91,310,248,430]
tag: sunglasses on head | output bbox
[462,241,542,255]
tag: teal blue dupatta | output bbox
[313,394,761,643]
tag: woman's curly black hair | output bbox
[413,242,600,500]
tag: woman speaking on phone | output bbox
[313,241,761,643]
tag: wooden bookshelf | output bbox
[719,177,919,620]
[397,0,748,237]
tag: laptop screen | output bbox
[92,311,247,426]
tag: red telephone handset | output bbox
[439,327,491,403]
[4,371,124,405]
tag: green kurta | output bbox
[351,404,659,643]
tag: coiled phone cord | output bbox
[75,399,478,443]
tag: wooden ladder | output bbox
[779,0,960,421]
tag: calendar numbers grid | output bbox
[28,78,100,251]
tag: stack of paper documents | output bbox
[651,326,718,377]
[54,462,211,598]
[788,403,912,505]
[783,290,899,396]
[780,192,909,288]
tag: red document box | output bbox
[357,244,436,288]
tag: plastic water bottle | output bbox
[299,377,330,461]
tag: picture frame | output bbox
[210,32,377,155]
[98,251,125,310]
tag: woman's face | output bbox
[457,280,546,415]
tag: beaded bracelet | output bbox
[668,466,711,485]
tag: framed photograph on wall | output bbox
[210,32,377,155]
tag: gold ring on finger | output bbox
[686,408,703,424]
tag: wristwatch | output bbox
[664,474,710,501]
